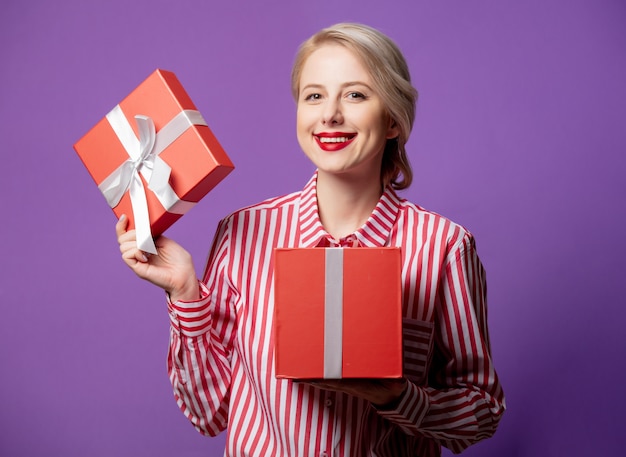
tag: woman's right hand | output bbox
[115,214,200,302]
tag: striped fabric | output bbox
[166,173,505,456]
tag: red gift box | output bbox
[273,247,403,379]
[74,69,234,253]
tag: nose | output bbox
[321,99,343,125]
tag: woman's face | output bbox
[296,44,398,182]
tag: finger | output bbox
[121,247,149,267]
[135,250,149,263]
[119,237,138,255]
[115,214,130,239]
[118,234,146,259]
[117,229,137,247]
[121,243,149,263]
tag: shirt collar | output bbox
[297,172,402,248]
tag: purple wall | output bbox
[1,0,624,455]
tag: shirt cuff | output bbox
[374,381,429,432]
[167,281,213,337]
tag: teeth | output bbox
[319,137,350,143]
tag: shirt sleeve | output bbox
[376,231,506,453]
[166,216,238,437]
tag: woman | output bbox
[117,23,505,456]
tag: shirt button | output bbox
[320,453,329,457]
[325,399,333,407]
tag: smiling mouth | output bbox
[314,133,356,151]
[317,135,355,143]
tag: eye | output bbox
[347,91,367,100]
[303,93,322,102]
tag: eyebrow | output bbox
[300,81,374,92]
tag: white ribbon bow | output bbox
[98,105,207,254]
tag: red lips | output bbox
[314,132,357,152]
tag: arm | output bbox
[116,214,238,436]
[375,232,505,453]
[166,217,238,436]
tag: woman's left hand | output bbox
[307,378,408,408]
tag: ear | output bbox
[386,118,400,140]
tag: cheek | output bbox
[296,109,318,143]
[295,115,306,141]
[295,109,305,131]
[295,113,310,151]
[296,107,313,126]
[348,106,383,130]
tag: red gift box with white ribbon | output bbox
[273,247,403,379]
[74,69,234,254]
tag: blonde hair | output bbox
[291,23,418,190]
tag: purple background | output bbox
[1,0,624,455]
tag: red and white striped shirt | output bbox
[167,173,505,456]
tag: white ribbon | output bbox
[98,105,207,254]
[324,248,344,378]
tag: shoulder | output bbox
[234,190,301,214]
[218,190,302,227]
[395,193,475,249]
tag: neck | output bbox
[316,170,383,240]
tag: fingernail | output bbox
[120,214,126,221]
[141,254,148,262]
